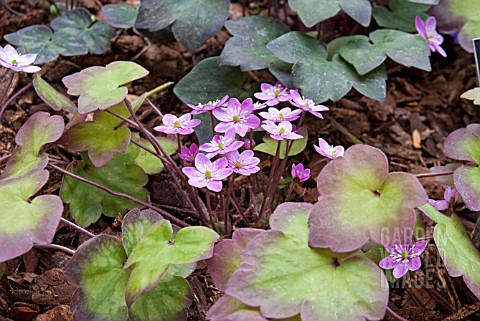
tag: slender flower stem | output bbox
[146,98,163,118]
[224,174,235,234]
[285,181,295,201]
[0,72,15,107]
[205,189,217,231]
[209,110,216,136]
[60,218,95,238]
[0,79,32,121]
[415,171,454,178]
[258,140,282,221]
[230,194,249,224]
[49,163,189,227]
[0,153,11,164]
[33,243,75,256]
[386,307,409,321]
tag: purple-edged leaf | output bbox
[124,220,219,305]
[372,0,430,32]
[122,208,164,256]
[0,169,63,263]
[431,163,461,187]
[444,124,480,210]
[33,75,77,113]
[309,144,427,252]
[64,235,130,321]
[420,204,480,299]
[207,295,269,321]
[129,274,191,321]
[59,103,131,167]
[207,228,263,292]
[1,112,64,179]
[289,0,372,27]
[60,147,148,227]
[225,202,389,321]
[62,61,148,114]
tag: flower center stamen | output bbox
[174,121,181,128]
[233,115,240,122]
[279,128,285,134]
[218,142,225,149]
[205,171,212,179]
[235,161,242,169]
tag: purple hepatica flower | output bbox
[153,113,201,135]
[290,91,329,119]
[200,128,244,158]
[259,107,302,123]
[253,101,267,110]
[254,82,293,106]
[261,120,303,141]
[428,187,458,211]
[182,153,233,192]
[187,95,229,115]
[415,16,447,57]
[314,138,344,159]
[213,98,261,137]
[379,240,428,278]
[226,150,260,176]
[179,143,199,163]
[0,45,41,73]
[291,163,310,182]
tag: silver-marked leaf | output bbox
[122,208,164,256]
[60,148,148,227]
[51,8,116,55]
[372,0,430,32]
[4,25,87,64]
[33,75,77,113]
[0,170,63,262]
[63,61,149,114]
[339,30,431,75]
[64,235,130,321]
[135,0,229,52]
[59,103,131,167]
[1,112,64,179]
[225,202,389,321]
[102,4,139,29]
[444,124,480,211]
[220,16,289,71]
[419,204,480,299]
[124,220,219,305]
[289,0,372,27]
[309,144,427,252]
[268,32,387,102]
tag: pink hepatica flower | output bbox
[226,150,260,176]
[254,82,293,106]
[291,163,310,182]
[200,128,244,158]
[259,107,302,123]
[428,187,458,211]
[415,16,447,57]
[314,138,344,159]
[213,98,260,137]
[154,113,201,135]
[262,120,303,141]
[187,95,229,115]
[290,91,329,119]
[0,45,41,73]
[379,240,428,278]
[182,153,233,192]
[178,143,199,163]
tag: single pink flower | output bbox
[178,143,199,163]
[254,83,294,106]
[182,153,233,192]
[213,98,260,137]
[427,187,458,211]
[153,113,201,135]
[0,45,41,73]
[314,138,344,159]
[291,163,310,182]
[261,120,303,141]
[415,16,447,57]
[259,107,302,123]
[226,150,260,176]
[187,95,229,115]
[379,240,428,278]
[289,91,329,119]
[199,128,244,158]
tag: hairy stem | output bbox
[49,163,189,227]
[258,140,282,220]
[0,76,32,121]
[34,243,75,256]
[60,218,95,238]
[415,171,454,178]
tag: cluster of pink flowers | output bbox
[154,82,346,192]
